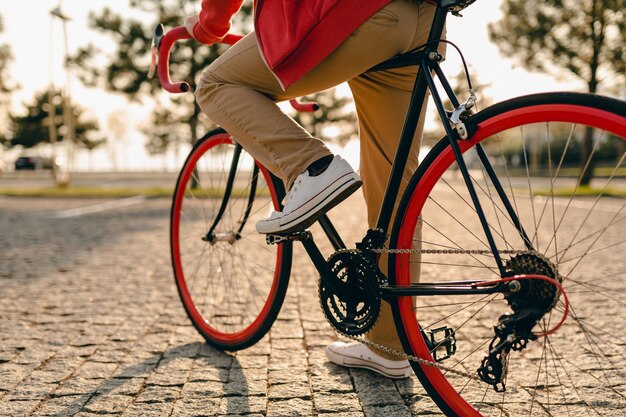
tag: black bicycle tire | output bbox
[170,128,293,351]
[388,92,626,416]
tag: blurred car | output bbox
[14,156,56,170]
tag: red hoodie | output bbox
[193,0,393,90]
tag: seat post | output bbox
[427,5,449,49]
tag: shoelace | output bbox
[282,177,303,207]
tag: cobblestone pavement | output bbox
[1,193,624,416]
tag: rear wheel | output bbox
[391,93,626,416]
[171,129,292,350]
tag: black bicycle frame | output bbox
[364,6,533,281]
[217,5,533,298]
[204,144,243,242]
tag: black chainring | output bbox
[319,249,381,336]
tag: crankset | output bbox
[319,249,382,336]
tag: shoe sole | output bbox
[257,174,362,234]
[326,346,412,379]
[336,361,412,379]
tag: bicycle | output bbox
[151,1,626,415]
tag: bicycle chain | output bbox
[372,248,523,255]
[322,246,523,383]
[342,333,481,382]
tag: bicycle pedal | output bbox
[265,231,312,245]
[425,326,457,362]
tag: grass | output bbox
[502,167,626,178]
[532,185,626,198]
[3,184,622,199]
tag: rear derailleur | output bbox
[478,251,563,392]
[477,308,541,392]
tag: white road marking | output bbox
[47,196,147,218]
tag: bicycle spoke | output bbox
[561,205,625,280]
[413,299,506,310]
[419,293,495,329]
[497,135,525,244]
[476,152,513,252]
[420,217,499,275]
[520,125,540,249]
[172,135,287,349]
[555,151,625,263]
[573,237,626,258]
[462,172,522,247]
[551,216,626,263]
[393,95,626,416]
[542,132,603,256]
[428,196,492,251]
[531,124,576,251]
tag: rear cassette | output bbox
[504,251,562,312]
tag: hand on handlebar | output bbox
[184,15,200,42]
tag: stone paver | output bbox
[1,192,624,416]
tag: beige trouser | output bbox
[196,0,439,359]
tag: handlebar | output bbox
[150,25,244,94]
[149,24,319,112]
[155,26,192,93]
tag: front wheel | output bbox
[170,129,292,351]
[391,93,626,416]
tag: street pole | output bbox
[50,2,72,186]
[47,13,60,184]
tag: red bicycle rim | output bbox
[171,134,284,346]
[395,103,626,416]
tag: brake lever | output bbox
[148,24,165,80]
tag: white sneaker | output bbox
[325,341,412,379]
[256,155,362,234]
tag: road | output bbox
[0,192,624,416]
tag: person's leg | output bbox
[195,33,331,191]
[195,0,427,190]
[196,0,437,372]
[350,73,425,361]
[349,0,439,360]
[195,0,434,234]
[323,0,441,376]
[197,31,364,234]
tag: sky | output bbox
[0,0,582,171]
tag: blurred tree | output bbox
[0,16,12,100]
[8,89,104,150]
[73,0,359,160]
[292,88,357,146]
[423,67,492,147]
[71,0,253,153]
[142,103,188,156]
[489,0,625,185]
[106,110,129,171]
